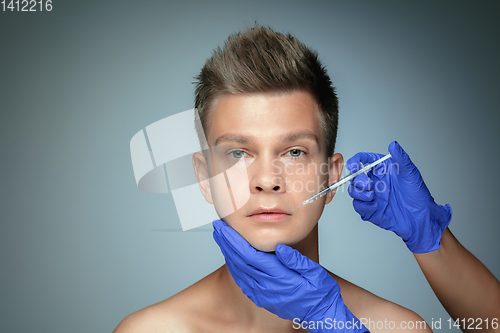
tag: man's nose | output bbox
[249,157,286,193]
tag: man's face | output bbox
[194,91,343,252]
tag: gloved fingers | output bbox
[388,141,420,180]
[213,228,240,272]
[216,232,298,303]
[350,174,373,191]
[226,259,269,305]
[213,219,262,265]
[275,244,333,284]
[352,199,379,221]
[213,228,235,264]
[348,183,374,201]
[225,256,261,291]
[351,173,392,196]
[214,229,271,289]
[213,226,273,279]
[215,223,292,278]
[212,219,229,230]
[213,225,253,278]
[346,152,385,173]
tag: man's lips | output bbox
[248,207,291,222]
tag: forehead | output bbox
[207,91,324,146]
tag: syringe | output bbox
[300,153,392,206]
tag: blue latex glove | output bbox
[212,219,369,333]
[346,141,452,253]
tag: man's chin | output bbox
[252,243,278,253]
[247,237,293,253]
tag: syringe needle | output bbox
[299,153,392,206]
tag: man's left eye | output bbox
[228,150,249,159]
[285,149,305,158]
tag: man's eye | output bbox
[228,150,249,159]
[286,149,306,158]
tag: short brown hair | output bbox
[194,24,338,156]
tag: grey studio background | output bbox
[1,0,499,332]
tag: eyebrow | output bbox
[213,130,320,147]
[280,131,320,146]
[214,133,255,146]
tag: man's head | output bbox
[192,25,343,252]
[194,24,339,157]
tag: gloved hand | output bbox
[212,219,369,333]
[346,141,452,253]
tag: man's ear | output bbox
[192,152,214,204]
[325,153,344,205]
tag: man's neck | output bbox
[215,225,319,332]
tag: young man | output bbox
[114,25,432,332]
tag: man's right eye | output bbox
[228,150,249,159]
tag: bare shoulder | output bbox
[114,267,224,333]
[328,270,432,333]
[113,299,186,333]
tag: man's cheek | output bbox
[211,158,251,216]
[210,173,237,217]
[306,180,316,193]
[225,161,251,210]
[290,174,328,196]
